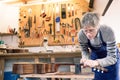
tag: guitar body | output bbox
[13,63,57,74]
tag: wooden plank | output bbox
[20,73,94,79]
[0,33,15,36]
[0,52,81,59]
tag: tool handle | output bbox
[80,63,108,73]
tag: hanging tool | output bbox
[27,16,32,37]
[45,4,51,22]
[26,8,32,38]
[48,23,52,34]
[68,3,71,17]
[71,4,74,16]
[75,17,81,30]
[55,16,60,32]
[56,3,60,32]
[53,4,56,40]
[71,18,74,28]
[43,29,49,35]
[40,4,46,18]
[61,23,66,35]
[34,15,36,25]
[61,4,66,19]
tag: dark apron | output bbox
[88,32,120,80]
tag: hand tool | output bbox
[56,16,60,32]
[61,4,66,19]
[80,63,108,73]
[34,15,36,24]
[48,23,52,34]
[27,16,32,37]
[53,4,56,40]
[55,4,60,33]
[75,17,81,30]
[40,4,46,18]
[71,18,74,28]
[68,3,71,17]
[61,23,66,35]
[71,4,74,16]
[45,4,51,22]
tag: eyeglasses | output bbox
[83,29,97,34]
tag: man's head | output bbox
[81,12,100,40]
[81,12,100,28]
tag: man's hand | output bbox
[80,58,87,64]
[80,58,99,67]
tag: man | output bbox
[78,12,119,80]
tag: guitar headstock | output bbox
[93,66,108,73]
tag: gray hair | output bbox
[81,12,100,28]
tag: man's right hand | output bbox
[80,58,87,67]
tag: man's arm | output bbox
[78,30,90,59]
[97,25,117,67]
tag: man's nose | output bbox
[86,32,92,36]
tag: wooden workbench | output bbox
[0,52,81,59]
[0,52,82,80]
[20,72,94,79]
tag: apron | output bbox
[88,31,120,80]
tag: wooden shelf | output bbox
[0,52,81,59]
[0,33,15,36]
[18,43,79,47]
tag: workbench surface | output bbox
[20,72,94,79]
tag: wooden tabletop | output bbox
[20,72,94,79]
[0,52,81,59]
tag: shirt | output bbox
[78,25,117,67]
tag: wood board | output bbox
[20,73,94,79]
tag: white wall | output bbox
[94,0,109,15]
[102,0,120,43]
[94,0,120,43]
[0,4,19,33]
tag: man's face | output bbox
[83,26,98,40]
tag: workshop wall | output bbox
[18,0,89,47]
[0,5,19,33]
[94,0,120,43]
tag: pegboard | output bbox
[18,0,89,47]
